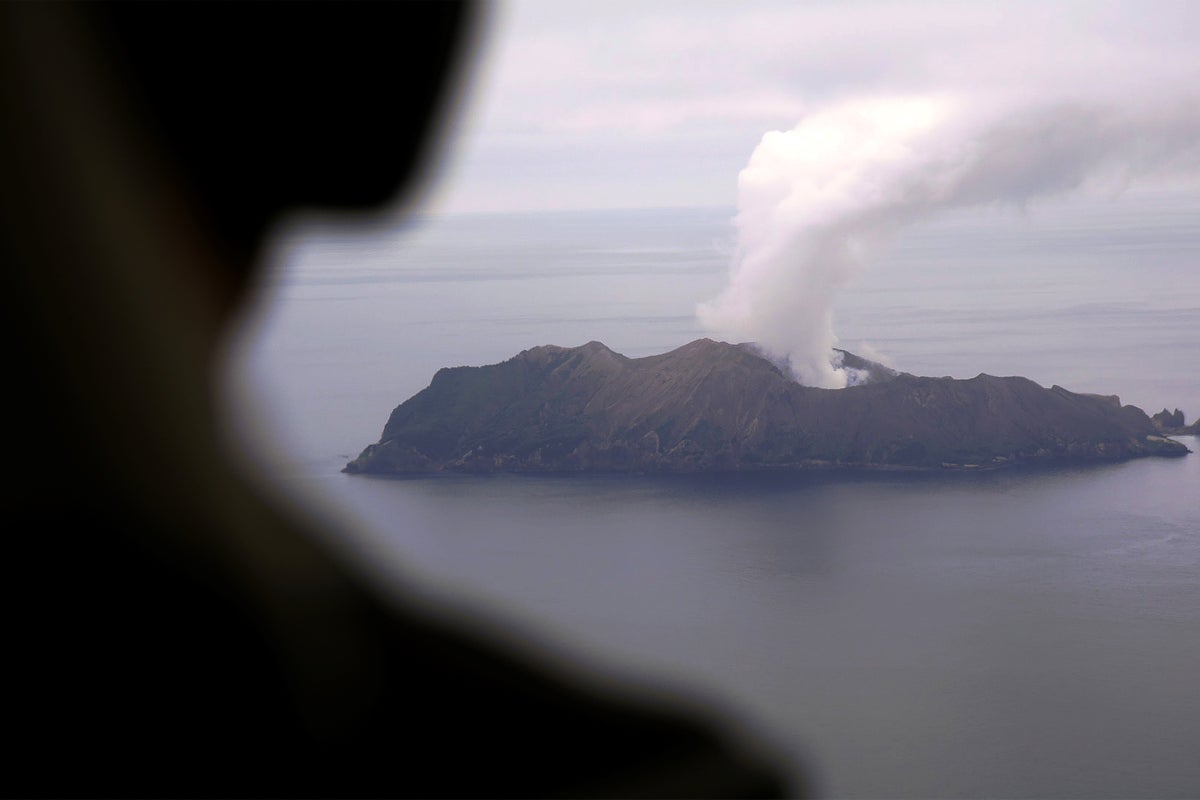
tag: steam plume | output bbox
[699,95,1200,387]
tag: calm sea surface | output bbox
[223,194,1200,797]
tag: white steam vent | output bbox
[700,93,1200,387]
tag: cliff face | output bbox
[345,339,1190,474]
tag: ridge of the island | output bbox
[345,339,1193,474]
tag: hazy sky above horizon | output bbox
[422,0,1200,216]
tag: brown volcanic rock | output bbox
[345,339,1190,474]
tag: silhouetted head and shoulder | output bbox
[1,4,793,797]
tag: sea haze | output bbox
[224,194,1200,797]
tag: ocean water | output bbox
[223,193,1200,797]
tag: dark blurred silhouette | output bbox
[1,3,794,796]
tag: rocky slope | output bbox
[1151,407,1200,435]
[345,339,1190,474]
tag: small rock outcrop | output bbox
[1152,407,1200,435]
[345,339,1191,475]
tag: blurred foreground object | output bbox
[0,2,793,796]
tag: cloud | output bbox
[437,2,1200,216]
[698,91,1200,386]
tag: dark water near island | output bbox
[224,193,1200,797]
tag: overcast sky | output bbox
[423,0,1200,215]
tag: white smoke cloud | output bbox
[698,92,1200,387]
[855,341,893,369]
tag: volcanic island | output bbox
[345,339,1193,475]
